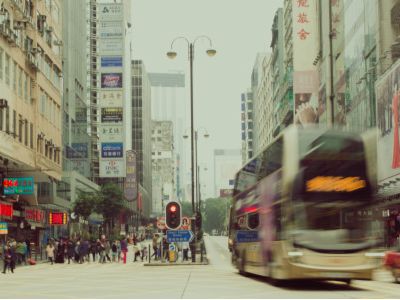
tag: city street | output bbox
[0,236,398,298]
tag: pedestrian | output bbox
[56,240,65,263]
[120,237,128,264]
[151,234,159,260]
[133,241,141,262]
[162,237,169,262]
[25,239,31,259]
[79,240,89,264]
[90,240,97,262]
[75,240,81,263]
[116,240,121,262]
[66,240,75,264]
[111,241,117,262]
[46,243,55,265]
[182,241,189,261]
[2,246,14,274]
[141,241,148,261]
[97,240,105,263]
[15,241,25,265]
[104,240,111,262]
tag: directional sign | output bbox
[236,230,259,243]
[169,243,176,252]
[166,230,194,243]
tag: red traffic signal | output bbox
[165,201,181,230]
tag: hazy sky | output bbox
[131,0,283,198]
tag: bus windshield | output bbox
[291,130,376,253]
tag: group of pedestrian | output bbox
[45,236,132,265]
[151,233,190,262]
[1,239,31,274]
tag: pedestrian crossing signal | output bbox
[165,201,181,230]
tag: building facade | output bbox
[213,149,242,197]
[131,60,152,219]
[240,89,254,164]
[151,121,174,216]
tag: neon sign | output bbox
[49,212,68,225]
[306,176,366,192]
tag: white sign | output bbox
[99,124,124,141]
[99,90,123,108]
[100,159,126,177]
[99,39,123,54]
[71,160,90,178]
[99,3,123,20]
[99,21,123,39]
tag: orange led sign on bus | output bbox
[306,176,366,192]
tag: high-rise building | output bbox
[131,60,152,218]
[148,72,186,202]
[213,149,242,197]
[151,121,174,216]
[240,89,254,164]
[0,0,63,240]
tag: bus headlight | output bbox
[288,251,303,263]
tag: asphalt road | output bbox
[0,237,398,298]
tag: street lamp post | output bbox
[168,36,215,262]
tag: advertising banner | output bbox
[101,73,123,88]
[0,203,13,219]
[101,107,123,123]
[25,208,45,224]
[124,150,138,201]
[66,143,88,159]
[101,56,123,68]
[376,59,400,183]
[100,159,126,178]
[99,3,123,20]
[99,90,123,107]
[292,0,320,126]
[99,39,123,54]
[101,143,123,158]
[0,222,8,234]
[99,124,124,141]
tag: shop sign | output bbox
[66,143,88,159]
[101,107,123,123]
[99,39,123,54]
[99,125,123,141]
[101,73,122,88]
[25,208,45,224]
[99,90,123,107]
[101,143,123,158]
[99,4,123,20]
[99,21,123,39]
[49,212,68,225]
[3,177,34,195]
[0,203,13,219]
[0,222,7,234]
[99,159,125,178]
[101,56,123,68]
[124,150,137,201]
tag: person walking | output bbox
[15,241,26,265]
[25,239,31,259]
[90,240,97,262]
[97,240,105,263]
[120,237,128,264]
[151,234,159,261]
[182,241,189,261]
[46,243,55,265]
[66,240,75,264]
[104,240,111,262]
[116,240,121,262]
[2,246,14,274]
[111,241,117,262]
[133,241,141,262]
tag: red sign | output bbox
[25,208,45,223]
[0,203,13,219]
[49,212,68,225]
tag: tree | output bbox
[95,183,125,235]
[202,197,230,234]
[181,201,193,217]
[73,191,98,220]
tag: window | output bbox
[12,110,16,138]
[30,123,33,149]
[5,107,9,133]
[241,123,245,130]
[241,132,246,141]
[18,67,23,98]
[13,61,17,92]
[248,122,253,129]
[248,131,253,139]
[24,119,28,146]
[0,108,3,131]
[247,102,253,110]
[40,93,46,115]
[18,115,23,143]
[5,54,10,86]
[0,47,3,80]
[157,137,161,141]
[24,72,28,101]
[258,137,283,179]
[247,213,259,229]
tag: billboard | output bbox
[99,21,123,39]
[101,56,123,68]
[100,124,124,141]
[101,107,123,123]
[124,150,138,201]
[101,143,123,158]
[292,0,320,127]
[99,3,123,20]
[100,159,126,177]
[101,73,123,88]
[3,177,34,195]
[66,143,88,159]
[99,90,123,107]
[376,59,400,183]
[99,39,123,54]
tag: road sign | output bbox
[166,230,194,243]
[236,230,259,243]
[169,243,176,251]
[180,217,191,230]
[0,222,8,234]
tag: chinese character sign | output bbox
[3,177,34,195]
[49,212,68,225]
[0,203,13,219]
[124,150,138,201]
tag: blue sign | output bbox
[236,230,259,243]
[101,143,123,158]
[101,56,123,67]
[3,177,34,195]
[66,143,88,159]
[166,230,194,243]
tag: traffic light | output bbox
[165,201,181,229]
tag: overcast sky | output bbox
[131,0,283,198]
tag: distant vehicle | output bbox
[229,126,383,283]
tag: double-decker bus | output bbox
[229,126,383,283]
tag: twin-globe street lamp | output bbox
[167,36,216,216]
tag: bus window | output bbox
[258,137,283,180]
[248,212,259,230]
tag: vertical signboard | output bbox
[124,150,138,201]
[376,59,400,184]
[292,0,320,126]
[98,1,125,178]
